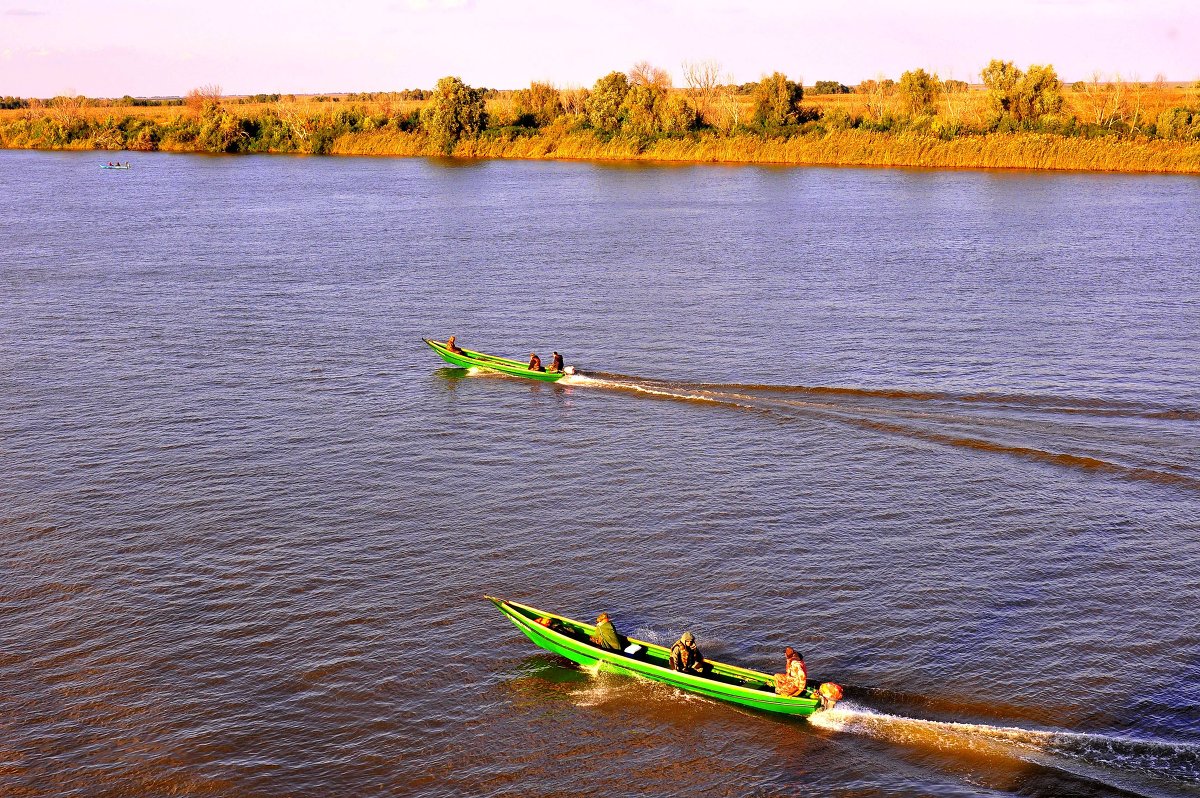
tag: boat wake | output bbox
[568,666,712,711]
[810,702,1200,793]
[560,371,1200,491]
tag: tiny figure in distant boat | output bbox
[548,351,564,373]
[669,631,707,675]
[590,612,623,651]
[446,336,463,354]
[528,352,544,372]
[773,647,807,696]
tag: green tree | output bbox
[622,82,664,136]
[898,68,941,116]
[587,71,630,133]
[511,81,563,127]
[659,94,698,134]
[752,72,803,127]
[982,60,1063,123]
[982,59,1023,116]
[421,76,485,154]
[196,100,246,152]
[1156,107,1200,140]
[813,80,850,95]
[1012,64,1063,120]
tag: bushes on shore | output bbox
[2,60,1199,172]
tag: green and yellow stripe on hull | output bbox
[486,596,823,717]
[424,339,566,382]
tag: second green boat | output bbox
[487,596,838,717]
[424,338,566,382]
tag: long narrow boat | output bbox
[487,596,834,717]
[424,338,566,382]
[100,164,132,170]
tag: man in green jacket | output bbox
[590,612,622,650]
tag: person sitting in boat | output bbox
[528,353,544,372]
[535,616,567,634]
[669,632,707,675]
[589,612,622,651]
[548,351,564,373]
[446,336,463,354]
[773,647,807,697]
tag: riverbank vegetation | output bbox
[3,61,1199,173]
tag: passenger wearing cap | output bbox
[669,631,707,675]
[590,612,622,650]
[773,647,807,696]
[528,352,544,372]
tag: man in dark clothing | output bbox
[590,612,622,650]
[669,631,706,674]
[548,351,564,373]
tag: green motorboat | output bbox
[424,339,566,382]
[487,596,836,717]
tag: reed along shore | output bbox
[3,66,1199,173]
[4,119,1198,174]
[329,127,1200,174]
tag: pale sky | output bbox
[1,0,1197,97]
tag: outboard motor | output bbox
[817,682,843,711]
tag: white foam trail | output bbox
[559,374,761,410]
[811,703,1200,786]
[570,666,707,709]
[570,663,610,707]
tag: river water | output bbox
[2,150,1199,797]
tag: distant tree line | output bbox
[812,81,851,95]
[3,62,1198,155]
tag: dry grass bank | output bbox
[5,83,1199,173]
[331,128,1200,174]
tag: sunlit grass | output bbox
[3,84,1198,173]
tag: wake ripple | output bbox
[559,372,1200,491]
[811,703,1200,791]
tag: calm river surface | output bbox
[2,150,1199,797]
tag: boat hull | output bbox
[487,596,822,717]
[424,339,565,382]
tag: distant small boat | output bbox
[424,338,567,382]
[101,164,131,170]
[487,595,840,717]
